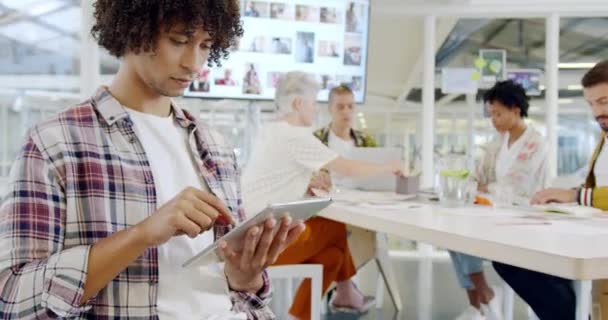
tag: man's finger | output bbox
[176,218,203,238]
[218,241,238,264]
[251,219,276,268]
[239,226,260,269]
[190,198,220,221]
[265,217,291,264]
[285,222,305,245]
[189,188,235,225]
[184,206,214,232]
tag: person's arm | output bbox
[87,187,238,303]
[224,156,275,319]
[577,186,608,210]
[287,132,403,179]
[325,156,402,178]
[0,136,94,318]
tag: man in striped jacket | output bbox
[493,60,608,320]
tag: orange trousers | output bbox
[273,217,357,320]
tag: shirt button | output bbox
[128,137,137,144]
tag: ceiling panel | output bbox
[0,20,60,43]
[39,6,80,33]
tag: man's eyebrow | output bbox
[171,29,195,37]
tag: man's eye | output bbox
[171,38,187,45]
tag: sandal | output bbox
[328,295,375,314]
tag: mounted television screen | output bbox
[507,69,542,96]
[184,0,370,103]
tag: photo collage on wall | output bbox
[185,0,370,102]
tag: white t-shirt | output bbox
[126,108,241,320]
[328,130,355,157]
[594,138,608,186]
[327,129,356,187]
[242,121,339,216]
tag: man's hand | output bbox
[219,216,305,293]
[84,188,236,302]
[386,160,407,177]
[307,170,332,196]
[530,188,577,205]
[135,187,235,247]
[478,184,489,193]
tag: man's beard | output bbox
[597,115,608,132]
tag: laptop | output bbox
[337,147,403,191]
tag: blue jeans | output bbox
[449,251,484,289]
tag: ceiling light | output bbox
[567,84,583,91]
[558,62,597,69]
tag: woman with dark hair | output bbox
[449,80,548,320]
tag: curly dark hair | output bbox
[91,0,243,67]
[483,80,530,118]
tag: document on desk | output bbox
[521,220,608,236]
[356,202,427,211]
[334,201,429,219]
[439,206,527,217]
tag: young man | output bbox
[314,85,376,150]
[0,1,304,319]
[493,60,608,320]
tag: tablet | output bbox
[182,197,333,268]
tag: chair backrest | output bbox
[267,264,323,320]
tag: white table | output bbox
[319,190,608,320]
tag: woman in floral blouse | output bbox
[450,80,548,320]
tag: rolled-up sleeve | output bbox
[0,135,93,319]
[229,270,274,320]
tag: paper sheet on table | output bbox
[356,202,428,211]
[334,201,430,217]
[521,220,608,236]
[438,206,527,217]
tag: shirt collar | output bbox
[91,86,196,128]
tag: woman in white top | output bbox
[242,72,403,320]
[449,81,547,320]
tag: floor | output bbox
[272,254,532,320]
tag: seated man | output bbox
[493,60,608,320]
[314,85,377,150]
[0,1,304,319]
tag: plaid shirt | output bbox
[0,87,273,319]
